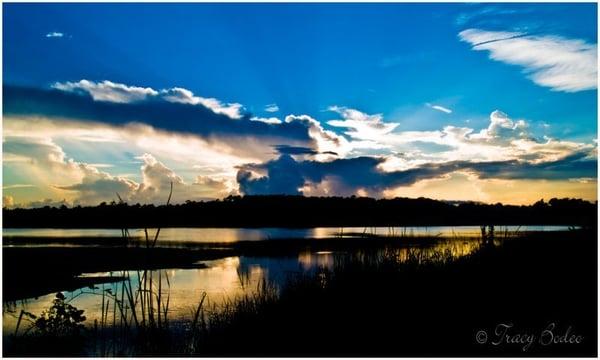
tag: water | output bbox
[2,225,574,244]
[2,253,339,334]
[2,225,574,336]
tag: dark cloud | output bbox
[273,144,338,156]
[237,155,462,196]
[273,145,319,156]
[4,85,313,145]
[237,152,597,196]
[466,151,597,180]
[237,155,305,195]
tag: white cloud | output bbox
[52,80,244,119]
[459,28,597,92]
[160,87,244,119]
[87,163,114,168]
[250,116,282,125]
[320,107,595,170]
[2,135,237,206]
[454,6,521,27]
[3,117,262,206]
[327,106,399,142]
[265,104,280,113]
[53,80,158,103]
[426,103,452,114]
[3,136,135,205]
[56,163,140,205]
[193,175,234,199]
[473,110,528,141]
[135,153,183,191]
[285,114,351,158]
[45,32,64,38]
[59,153,236,205]
[4,116,266,180]
[3,184,36,189]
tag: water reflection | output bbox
[3,257,264,334]
[3,225,574,245]
[3,234,493,338]
[298,251,335,270]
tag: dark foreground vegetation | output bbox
[199,233,597,357]
[4,229,597,357]
[3,195,597,228]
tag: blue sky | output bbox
[3,3,598,206]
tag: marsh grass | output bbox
[181,229,596,357]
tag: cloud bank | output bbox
[4,84,351,159]
[3,135,233,206]
[237,150,596,198]
[3,79,597,206]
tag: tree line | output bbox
[3,195,597,228]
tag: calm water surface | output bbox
[2,225,574,334]
[3,225,573,244]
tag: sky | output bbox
[2,2,598,207]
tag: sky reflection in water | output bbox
[3,236,485,334]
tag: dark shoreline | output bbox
[3,195,596,228]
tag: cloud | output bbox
[569,177,596,184]
[3,136,135,204]
[4,136,74,170]
[4,85,326,157]
[3,195,14,208]
[326,108,594,168]
[160,87,244,119]
[4,80,596,205]
[88,163,114,168]
[454,6,521,27]
[383,172,596,205]
[2,134,236,206]
[265,104,280,113]
[285,114,351,158]
[426,103,452,114]
[55,164,140,205]
[133,153,184,195]
[52,80,244,118]
[477,110,528,140]
[237,155,306,195]
[250,116,282,125]
[53,80,158,103]
[272,144,338,157]
[193,175,233,199]
[235,109,597,197]
[327,106,399,143]
[459,28,597,92]
[3,116,263,174]
[45,32,64,38]
[273,145,319,156]
[236,150,597,198]
[3,184,36,190]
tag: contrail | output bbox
[472,32,535,47]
